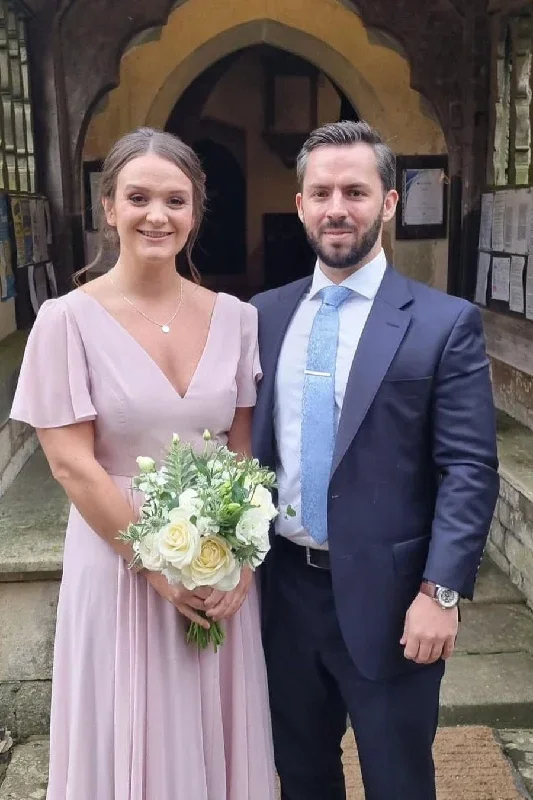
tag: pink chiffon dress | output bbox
[11,289,277,800]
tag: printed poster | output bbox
[0,193,14,301]
[21,197,34,265]
[10,196,26,267]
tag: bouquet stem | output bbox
[186,616,225,652]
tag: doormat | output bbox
[277,726,526,799]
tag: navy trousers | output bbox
[263,538,444,800]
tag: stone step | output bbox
[440,653,533,727]
[456,602,533,655]
[444,563,533,727]
[0,449,67,581]
[0,739,48,800]
[471,556,525,605]
[1,452,533,738]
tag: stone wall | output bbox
[487,414,533,609]
[483,311,533,433]
[0,333,36,499]
[488,478,533,609]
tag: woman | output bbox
[11,128,277,799]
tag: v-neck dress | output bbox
[11,289,277,800]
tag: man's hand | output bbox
[400,592,458,664]
[203,567,254,621]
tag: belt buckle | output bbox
[305,547,322,569]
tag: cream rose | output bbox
[158,508,201,569]
[181,535,240,591]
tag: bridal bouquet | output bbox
[120,431,278,651]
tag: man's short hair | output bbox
[296,120,396,194]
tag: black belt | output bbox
[275,534,331,570]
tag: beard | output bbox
[303,209,383,270]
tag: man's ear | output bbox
[382,189,399,224]
[296,192,304,224]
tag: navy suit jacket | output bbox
[251,266,499,680]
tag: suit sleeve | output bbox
[423,303,499,599]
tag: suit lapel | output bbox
[331,267,413,476]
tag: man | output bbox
[251,121,499,800]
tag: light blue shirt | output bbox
[274,250,388,549]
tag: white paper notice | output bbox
[512,189,531,255]
[529,198,533,256]
[526,259,533,321]
[491,256,511,302]
[504,194,515,252]
[509,256,525,313]
[478,193,493,250]
[402,168,444,226]
[474,252,491,306]
[492,191,506,252]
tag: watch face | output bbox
[436,587,459,608]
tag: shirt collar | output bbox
[308,249,387,301]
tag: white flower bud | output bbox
[136,456,156,473]
[202,429,212,441]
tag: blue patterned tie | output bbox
[301,285,353,545]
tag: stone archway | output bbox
[145,21,380,133]
[81,0,450,290]
[84,0,447,164]
[31,0,487,289]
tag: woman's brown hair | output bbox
[74,127,206,285]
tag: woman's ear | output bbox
[102,196,116,227]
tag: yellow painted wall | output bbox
[84,0,449,290]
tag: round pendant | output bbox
[161,325,170,334]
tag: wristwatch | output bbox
[420,580,460,609]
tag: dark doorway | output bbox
[191,138,246,277]
[164,44,359,291]
[263,213,315,289]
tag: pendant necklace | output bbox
[107,272,183,334]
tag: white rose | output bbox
[162,565,183,586]
[195,516,220,536]
[181,535,241,591]
[250,485,278,521]
[235,508,271,554]
[178,488,203,518]
[136,456,156,473]
[158,508,201,569]
[137,529,166,572]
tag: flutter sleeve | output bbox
[10,297,97,428]
[235,301,263,408]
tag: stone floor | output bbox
[500,730,533,798]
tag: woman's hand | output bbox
[203,567,254,621]
[145,571,210,629]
